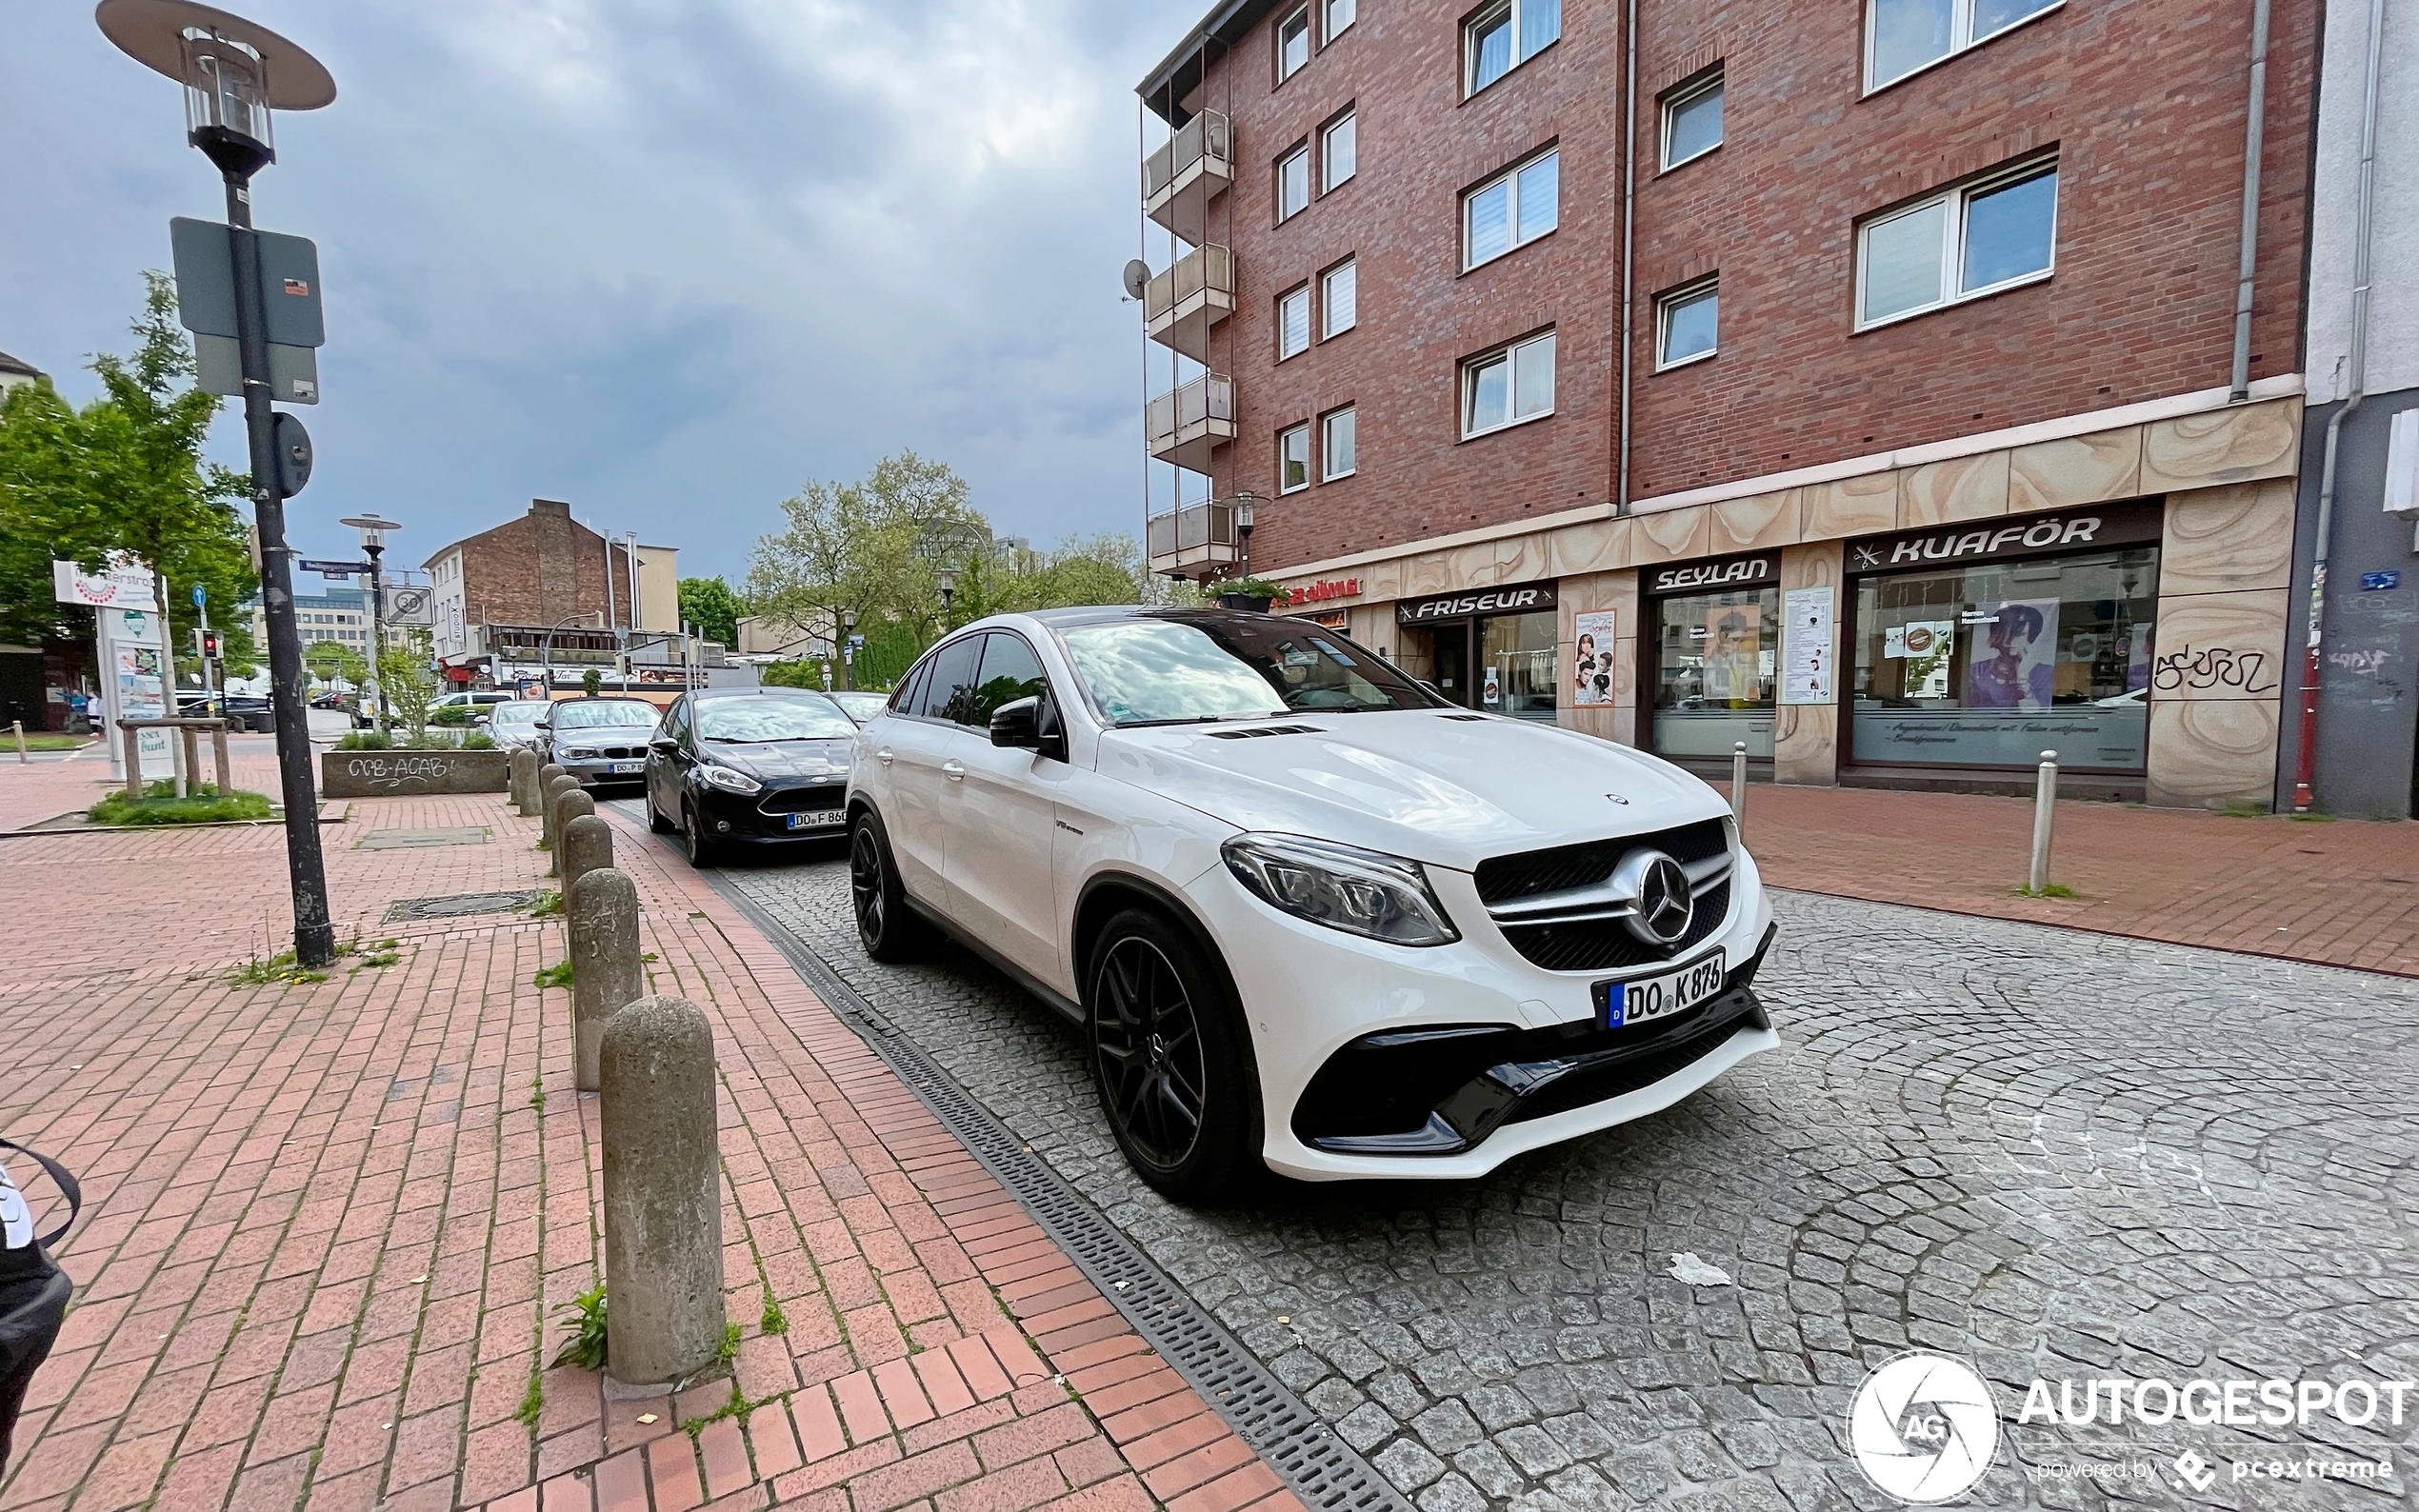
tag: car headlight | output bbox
[697,765,762,795]
[1220,833,1459,946]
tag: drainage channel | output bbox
[689,862,1412,1512]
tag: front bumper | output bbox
[691,780,850,844]
[556,750,650,786]
[1197,838,1780,1182]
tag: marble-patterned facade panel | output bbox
[2009,427,2143,512]
[1802,470,1899,540]
[1772,703,1837,787]
[2146,697,2279,809]
[2148,589,2291,702]
[1633,506,1712,565]
[1547,517,1633,576]
[1710,489,1802,553]
[2159,480,2296,596]
[1899,452,2010,527]
[2140,398,2300,491]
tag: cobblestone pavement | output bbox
[715,842,2419,1512]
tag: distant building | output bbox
[422,498,682,686]
[0,349,46,394]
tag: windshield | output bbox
[490,702,549,727]
[1057,614,1439,726]
[550,699,661,729]
[695,695,856,743]
[830,691,889,723]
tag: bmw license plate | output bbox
[785,810,845,831]
[1595,951,1727,1030]
[608,762,642,775]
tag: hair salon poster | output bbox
[1571,610,1616,706]
[1780,586,1834,705]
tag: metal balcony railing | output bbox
[1146,498,1245,580]
[1145,374,1235,471]
[1143,110,1232,243]
[1144,245,1234,363]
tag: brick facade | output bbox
[429,499,627,629]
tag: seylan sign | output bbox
[1847,501,2162,575]
[1396,580,1557,626]
[1647,552,1777,596]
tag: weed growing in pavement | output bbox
[525,890,563,918]
[680,1380,756,1435]
[640,951,659,963]
[514,1363,544,1429]
[533,961,573,989]
[530,1074,545,1112]
[550,1283,609,1369]
[2221,800,2269,818]
[715,1321,742,1364]
[2017,883,2079,899]
[759,1297,788,1336]
[345,937,402,971]
[2289,810,2337,822]
[229,949,328,986]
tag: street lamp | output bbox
[1232,492,1258,581]
[99,0,340,967]
[841,607,858,692]
[937,567,958,632]
[340,513,399,734]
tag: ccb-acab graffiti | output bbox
[2151,645,2278,696]
[347,754,462,788]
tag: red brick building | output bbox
[1137,0,2316,807]
[424,499,681,684]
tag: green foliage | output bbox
[550,1284,610,1370]
[378,632,441,739]
[747,449,987,651]
[716,1321,743,1364]
[303,641,367,687]
[759,658,828,690]
[1206,577,1284,600]
[333,727,490,750]
[760,1296,789,1336]
[229,948,328,986]
[581,666,602,698]
[525,889,563,918]
[679,576,748,646]
[10,733,90,751]
[514,1363,545,1429]
[2017,883,2079,899]
[533,961,573,989]
[90,781,271,826]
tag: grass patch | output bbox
[2288,810,2336,823]
[90,781,271,827]
[532,961,573,990]
[525,890,563,918]
[335,729,496,751]
[760,1297,788,1336]
[514,1363,544,1429]
[640,951,660,964]
[229,949,328,986]
[2220,800,2270,819]
[2016,883,2079,900]
[11,732,90,751]
[550,1283,609,1370]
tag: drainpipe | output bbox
[1615,0,1639,513]
[2290,0,2387,812]
[2228,0,2273,402]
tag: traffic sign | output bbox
[191,583,206,607]
[296,559,370,576]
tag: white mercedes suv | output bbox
[845,607,1778,1200]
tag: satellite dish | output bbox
[1122,258,1150,301]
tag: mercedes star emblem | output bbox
[1613,848,1694,947]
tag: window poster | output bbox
[1571,609,1617,705]
[1883,619,1957,699]
[1964,599,2060,711]
[1780,586,1834,705]
[1702,603,1764,704]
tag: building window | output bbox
[1463,149,1558,269]
[1465,0,1560,95]
[1462,329,1554,437]
[1321,258,1357,338]
[1279,424,1311,493]
[1856,157,2056,328]
[1321,110,1356,192]
[1278,285,1311,358]
[1661,68,1723,169]
[1277,145,1310,221]
[1324,0,1356,42]
[1277,5,1311,81]
[1323,407,1357,479]
[1656,278,1718,368]
[1867,0,2060,90]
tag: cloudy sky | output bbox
[5,0,1200,585]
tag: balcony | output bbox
[1146,498,1246,580]
[1145,374,1235,471]
[1143,110,1232,245]
[1145,245,1234,363]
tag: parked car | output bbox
[427,689,516,726]
[482,699,553,752]
[644,689,858,865]
[827,689,890,726]
[176,693,274,732]
[844,607,1779,1199]
[541,696,668,787]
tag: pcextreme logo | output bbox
[1847,1351,2001,1504]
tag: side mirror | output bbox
[475,713,491,726]
[649,736,678,754]
[990,696,1041,750]
[535,720,551,732]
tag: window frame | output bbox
[1323,0,1356,43]
[1275,4,1312,83]
[1277,423,1312,494]
[1659,66,1724,172]
[1320,257,1357,339]
[1320,108,1357,193]
[1462,0,1561,98]
[1460,146,1560,271]
[1853,155,2058,331]
[1863,0,2063,94]
[1275,143,1311,223]
[1322,405,1357,481]
[1277,283,1312,360]
[1459,328,1556,440]
[1654,276,1719,370]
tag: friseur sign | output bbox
[1396,580,1557,625]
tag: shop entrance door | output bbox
[1430,624,1473,707]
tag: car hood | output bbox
[1096,710,1729,873]
[551,727,656,749]
[703,739,854,781]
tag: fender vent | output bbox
[1437,713,1488,722]
[1206,724,1325,739]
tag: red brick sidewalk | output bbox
[0,787,1298,1512]
[1731,782,2419,976]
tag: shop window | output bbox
[1849,544,2159,770]
[1462,329,1554,438]
[1868,0,2060,90]
[1465,0,1561,96]
[1480,610,1558,719]
[1661,67,1723,170]
[1278,424,1311,493]
[1276,5,1311,81]
[1463,149,1558,269]
[1653,587,1778,758]
[1656,278,1718,369]
[1857,157,2056,328]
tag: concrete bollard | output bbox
[509,747,537,814]
[561,811,614,901]
[537,764,569,833]
[1729,741,1749,843]
[541,772,580,854]
[599,995,726,1384]
[550,787,594,878]
[570,867,643,1092]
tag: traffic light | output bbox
[200,629,223,660]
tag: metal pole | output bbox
[197,592,215,736]
[2228,0,2274,402]
[154,565,186,797]
[1730,741,1749,842]
[11,720,25,765]
[366,541,389,735]
[227,169,335,969]
[2028,749,2059,894]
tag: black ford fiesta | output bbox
[643,687,860,867]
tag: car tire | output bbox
[682,799,721,869]
[648,788,676,833]
[849,809,929,963]
[1086,908,1256,1204]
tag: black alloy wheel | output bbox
[849,810,926,962]
[1088,909,1253,1202]
[682,798,720,869]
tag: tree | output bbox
[582,666,602,698]
[302,641,365,688]
[677,576,746,647]
[379,631,439,739]
[747,449,988,651]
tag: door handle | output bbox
[942,759,965,782]
[875,747,894,766]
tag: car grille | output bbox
[561,744,643,761]
[758,783,846,815]
[1475,818,1734,972]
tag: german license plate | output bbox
[609,762,642,774]
[786,810,845,831]
[1595,952,1727,1030]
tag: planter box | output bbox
[320,748,510,798]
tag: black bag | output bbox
[0,1140,79,1479]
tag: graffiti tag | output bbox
[2150,645,2278,696]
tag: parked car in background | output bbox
[482,699,552,752]
[644,688,858,866]
[827,689,890,726]
[430,689,515,726]
[843,607,1779,1200]
[541,697,666,787]
[176,692,275,732]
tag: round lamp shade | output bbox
[96,0,335,109]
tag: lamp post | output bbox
[841,607,858,691]
[937,567,958,633]
[100,0,340,968]
[1233,492,1258,581]
[538,613,591,694]
[340,513,398,734]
